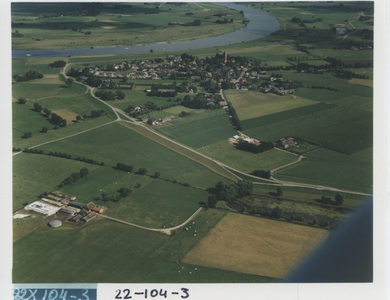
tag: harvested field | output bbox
[348,78,373,88]
[182,213,328,279]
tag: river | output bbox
[12,3,280,58]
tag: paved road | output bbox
[16,63,372,197]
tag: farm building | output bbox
[70,214,83,223]
[48,220,62,228]
[59,207,80,216]
[82,212,97,223]
[68,201,85,209]
[147,118,158,125]
[84,202,95,211]
[92,207,104,214]
[40,198,62,206]
[335,27,347,35]
[24,201,61,216]
[279,137,296,148]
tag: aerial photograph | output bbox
[10,1,379,294]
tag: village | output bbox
[68,51,296,95]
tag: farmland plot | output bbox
[183,213,328,279]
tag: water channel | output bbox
[12,3,281,58]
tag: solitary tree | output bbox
[154,172,160,178]
[18,98,27,104]
[42,127,48,133]
[80,167,89,178]
[66,78,74,87]
[138,168,147,175]
[22,132,32,139]
[76,116,82,121]
[321,195,331,205]
[276,187,283,196]
[335,193,344,206]
[33,103,43,112]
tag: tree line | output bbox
[227,102,243,131]
[236,140,274,154]
[95,90,125,100]
[49,60,66,68]
[13,70,43,82]
[59,167,89,187]
[205,180,253,208]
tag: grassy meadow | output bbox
[13,211,276,283]
[34,122,232,188]
[156,109,237,149]
[58,167,211,228]
[12,2,245,50]
[12,153,102,211]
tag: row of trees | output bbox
[251,169,271,179]
[49,60,66,68]
[13,70,43,82]
[227,102,243,131]
[95,90,125,100]
[95,185,135,203]
[321,193,345,206]
[59,167,89,187]
[23,148,105,166]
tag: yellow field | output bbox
[348,78,373,88]
[182,213,328,279]
[225,90,318,120]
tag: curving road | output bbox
[15,63,372,199]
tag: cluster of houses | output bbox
[140,115,172,126]
[22,191,104,224]
[66,201,103,223]
[72,52,287,92]
[261,85,295,95]
[278,137,296,148]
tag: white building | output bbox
[24,201,61,216]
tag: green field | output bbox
[13,211,276,283]
[13,153,102,211]
[196,141,297,174]
[58,167,210,228]
[12,2,245,50]
[157,110,237,148]
[274,149,372,191]
[241,104,372,155]
[35,122,231,188]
